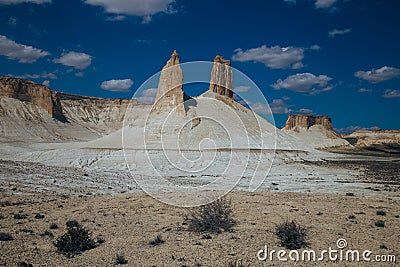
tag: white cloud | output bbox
[53,51,92,70]
[328,28,352,37]
[8,16,18,25]
[106,15,126,21]
[42,80,50,87]
[315,0,338,9]
[270,99,292,114]
[0,0,51,4]
[382,89,400,98]
[283,0,296,4]
[310,44,321,50]
[334,126,380,134]
[8,71,57,80]
[232,45,305,69]
[358,88,372,93]
[354,66,400,83]
[84,0,176,22]
[0,35,49,63]
[101,78,134,92]
[250,99,292,115]
[136,88,157,104]
[234,86,251,93]
[297,108,313,113]
[271,73,333,94]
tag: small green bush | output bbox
[276,220,308,249]
[50,223,59,229]
[0,232,13,241]
[14,213,28,220]
[149,234,164,246]
[40,230,54,238]
[66,220,79,228]
[376,210,386,216]
[185,198,236,234]
[35,213,45,219]
[115,254,128,265]
[17,262,33,267]
[54,222,97,257]
[375,220,385,227]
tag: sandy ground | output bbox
[0,145,399,266]
[0,191,399,266]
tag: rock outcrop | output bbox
[152,50,186,116]
[344,130,400,147]
[283,114,349,149]
[283,114,333,131]
[0,76,65,121]
[0,76,133,140]
[209,55,234,99]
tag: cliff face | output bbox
[209,55,234,99]
[282,114,349,148]
[283,114,333,131]
[0,76,64,120]
[0,76,132,140]
[344,130,400,147]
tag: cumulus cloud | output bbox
[232,45,305,69]
[100,79,134,92]
[106,15,126,21]
[328,28,351,37]
[0,35,49,63]
[42,80,50,87]
[136,88,157,104]
[250,99,292,115]
[334,126,380,134]
[297,108,313,113]
[354,66,400,83]
[315,0,338,9]
[84,0,176,23]
[53,51,92,70]
[8,71,57,80]
[358,88,372,93]
[382,89,400,98]
[271,73,333,94]
[0,0,51,4]
[310,44,321,50]
[234,86,251,93]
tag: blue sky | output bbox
[0,0,399,131]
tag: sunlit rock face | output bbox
[283,114,333,131]
[152,50,186,116]
[209,55,234,99]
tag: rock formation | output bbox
[152,50,186,116]
[283,114,333,131]
[344,130,400,148]
[209,55,234,99]
[0,76,133,140]
[0,76,65,121]
[282,114,350,148]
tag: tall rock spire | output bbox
[152,50,186,116]
[209,55,234,99]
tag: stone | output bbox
[152,50,186,116]
[283,114,333,131]
[209,55,234,99]
[0,76,131,130]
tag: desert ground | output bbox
[0,152,399,267]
